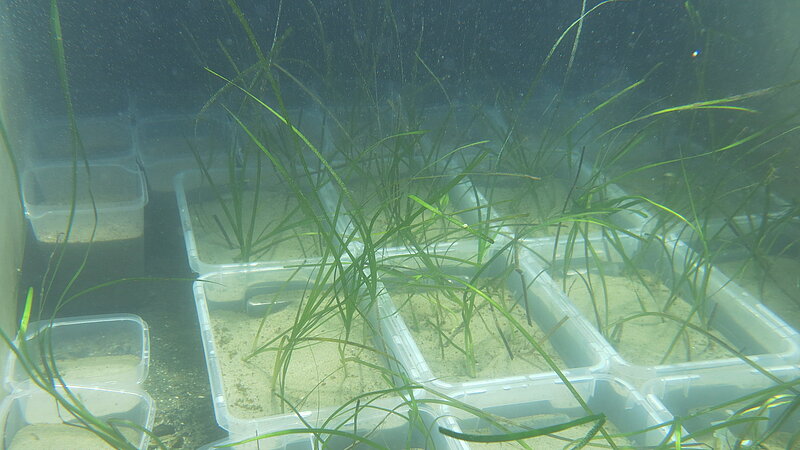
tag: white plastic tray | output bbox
[25,116,135,164]
[198,406,455,450]
[521,233,800,379]
[135,113,232,193]
[193,266,418,435]
[374,239,615,394]
[3,314,150,392]
[643,365,800,448]
[440,374,678,448]
[22,162,148,244]
[175,168,342,274]
[0,386,155,450]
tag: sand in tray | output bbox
[190,189,324,264]
[559,271,736,365]
[346,178,478,244]
[476,176,607,237]
[209,297,390,419]
[387,280,566,382]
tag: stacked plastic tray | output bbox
[188,104,800,449]
[0,314,155,449]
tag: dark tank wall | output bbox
[0,0,28,402]
[2,1,755,114]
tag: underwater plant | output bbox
[5,0,800,448]
[187,121,330,265]
[0,3,165,448]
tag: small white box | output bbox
[0,386,155,450]
[4,314,150,392]
[22,162,148,244]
